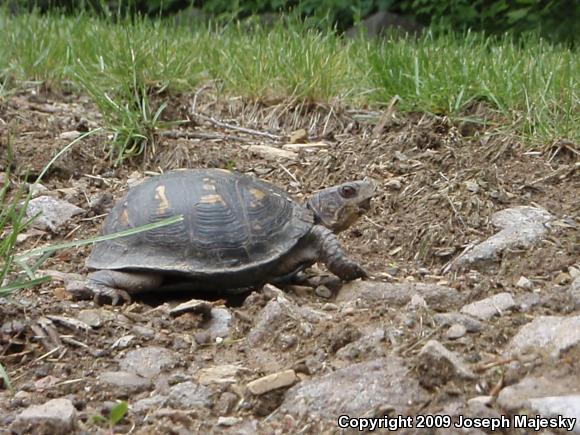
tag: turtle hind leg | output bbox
[84,270,163,305]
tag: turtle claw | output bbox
[87,282,131,305]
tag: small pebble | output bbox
[445,324,467,340]
[516,276,534,290]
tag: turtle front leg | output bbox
[74,270,163,305]
[309,225,369,281]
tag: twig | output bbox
[191,111,283,141]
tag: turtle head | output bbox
[306,178,377,233]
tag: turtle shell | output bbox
[87,169,314,277]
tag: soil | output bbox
[0,88,578,434]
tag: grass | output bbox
[0,10,578,148]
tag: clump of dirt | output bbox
[0,88,578,433]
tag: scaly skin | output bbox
[309,225,368,281]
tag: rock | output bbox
[118,346,179,378]
[26,196,83,233]
[314,285,333,299]
[76,309,114,328]
[417,340,476,387]
[506,315,580,358]
[244,145,297,161]
[528,395,580,432]
[408,293,428,309]
[204,308,233,340]
[279,357,427,420]
[433,312,483,332]
[196,365,246,385]
[336,281,464,311]
[11,398,76,435]
[248,294,330,347]
[445,324,467,340]
[165,381,213,409]
[384,179,402,190]
[247,370,298,395]
[345,11,423,38]
[217,416,241,426]
[98,371,152,395]
[131,325,155,339]
[131,395,167,414]
[497,376,580,412]
[568,277,580,309]
[170,299,212,316]
[288,128,308,143]
[570,266,580,279]
[59,130,82,140]
[111,335,135,349]
[133,381,213,414]
[516,276,534,290]
[27,183,48,197]
[447,206,553,271]
[335,328,385,360]
[460,292,516,320]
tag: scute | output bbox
[87,169,314,276]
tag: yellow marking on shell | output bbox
[249,188,266,201]
[155,185,170,213]
[120,208,130,225]
[200,194,225,205]
[203,182,217,191]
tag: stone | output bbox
[506,315,580,358]
[196,365,246,385]
[516,276,534,290]
[11,398,76,435]
[204,308,233,340]
[447,206,553,271]
[59,130,82,140]
[247,370,298,395]
[445,324,467,340]
[98,371,152,395]
[314,285,333,299]
[170,299,212,316]
[76,309,114,328]
[336,281,464,311]
[335,328,385,361]
[460,293,516,320]
[497,376,580,412]
[288,128,308,143]
[217,416,241,426]
[131,325,155,339]
[568,277,580,309]
[433,312,483,332]
[528,395,580,432]
[417,340,476,387]
[278,357,427,420]
[248,294,329,347]
[26,196,83,233]
[118,346,179,378]
[27,183,48,197]
[166,381,213,409]
[244,145,297,161]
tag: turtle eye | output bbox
[340,185,357,198]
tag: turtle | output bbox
[77,168,376,304]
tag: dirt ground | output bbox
[0,88,578,434]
